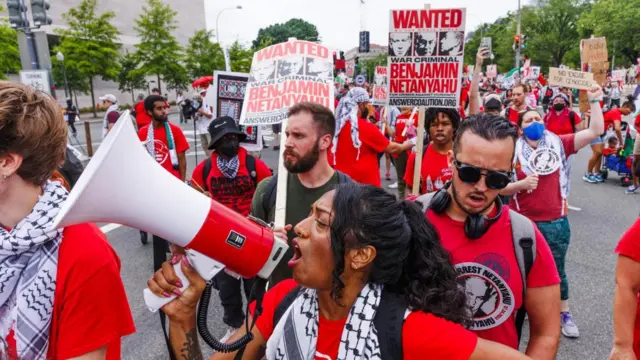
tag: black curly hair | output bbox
[425,107,461,138]
[328,183,471,326]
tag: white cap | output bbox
[99,94,117,103]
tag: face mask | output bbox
[523,121,545,141]
[552,103,565,111]
[218,140,239,158]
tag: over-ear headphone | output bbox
[429,182,503,239]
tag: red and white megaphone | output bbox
[52,111,288,311]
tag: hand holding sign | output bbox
[523,173,539,193]
[476,47,491,67]
[586,84,603,101]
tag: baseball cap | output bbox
[483,94,502,111]
[99,94,117,103]
[207,116,247,150]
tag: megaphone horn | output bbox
[53,111,288,290]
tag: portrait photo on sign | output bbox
[277,56,305,78]
[305,58,333,80]
[374,72,387,87]
[413,32,439,56]
[250,60,276,82]
[389,32,413,56]
[439,31,465,56]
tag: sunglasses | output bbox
[453,158,513,190]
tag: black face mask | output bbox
[553,103,565,111]
[217,139,239,158]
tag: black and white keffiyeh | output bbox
[332,87,371,164]
[265,283,383,360]
[217,155,240,179]
[146,122,179,169]
[0,181,67,359]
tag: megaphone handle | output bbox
[143,262,190,312]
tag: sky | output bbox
[204,0,520,51]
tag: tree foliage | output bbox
[55,0,121,117]
[134,0,185,93]
[117,52,147,103]
[228,41,253,73]
[0,5,20,80]
[185,29,225,79]
[579,0,640,65]
[252,19,320,50]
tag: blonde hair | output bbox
[0,82,67,186]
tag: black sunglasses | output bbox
[453,159,513,190]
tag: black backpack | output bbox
[568,111,578,133]
[273,285,406,360]
[261,171,352,217]
[58,146,85,189]
[202,154,257,192]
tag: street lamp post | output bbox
[56,51,69,101]
[216,5,242,71]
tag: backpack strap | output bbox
[264,174,279,219]
[336,170,353,184]
[202,157,213,192]
[509,209,536,345]
[272,285,303,327]
[569,111,577,133]
[246,154,257,186]
[415,192,437,213]
[373,289,406,360]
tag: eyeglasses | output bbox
[453,158,513,190]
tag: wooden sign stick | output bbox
[412,107,426,195]
[273,118,289,228]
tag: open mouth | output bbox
[468,193,486,206]
[288,238,302,268]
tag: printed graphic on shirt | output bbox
[424,168,452,193]
[528,148,561,175]
[456,262,515,330]
[474,253,511,282]
[209,175,255,215]
[152,139,169,164]
[315,352,332,360]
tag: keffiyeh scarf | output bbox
[332,87,371,164]
[217,155,240,179]
[514,131,569,215]
[0,181,67,359]
[146,122,179,169]
[266,283,383,360]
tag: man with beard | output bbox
[415,114,561,358]
[137,95,189,268]
[502,84,532,125]
[250,102,352,287]
[190,116,272,342]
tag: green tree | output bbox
[579,0,640,65]
[164,62,190,94]
[55,0,121,117]
[134,0,185,93]
[0,5,21,79]
[361,53,387,82]
[51,57,90,105]
[117,52,147,104]
[228,41,253,73]
[464,14,519,74]
[252,19,320,49]
[185,29,225,79]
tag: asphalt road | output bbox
[69,114,640,360]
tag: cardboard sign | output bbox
[387,8,466,108]
[480,37,492,54]
[548,68,594,90]
[346,61,355,77]
[373,66,388,105]
[578,90,589,113]
[239,39,335,126]
[581,37,608,64]
[211,71,262,152]
[486,64,497,78]
[591,62,609,86]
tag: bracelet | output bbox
[589,98,602,103]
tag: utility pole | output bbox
[515,0,522,74]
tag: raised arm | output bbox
[469,47,490,116]
[574,85,605,150]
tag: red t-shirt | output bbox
[135,101,152,129]
[250,279,478,360]
[5,224,135,359]
[634,113,640,130]
[426,207,560,349]
[332,118,390,187]
[394,113,418,144]
[545,111,582,136]
[106,110,120,125]
[615,218,640,359]
[138,123,190,179]
[510,134,576,222]
[191,148,272,216]
[506,107,521,125]
[605,108,623,131]
[403,144,452,194]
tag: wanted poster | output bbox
[388,8,466,108]
[373,66,388,106]
[211,71,262,152]
[239,39,335,126]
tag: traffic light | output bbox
[521,34,528,49]
[513,35,521,50]
[30,0,52,27]
[6,0,29,29]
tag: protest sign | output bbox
[373,66,388,105]
[581,37,608,64]
[591,62,609,85]
[548,67,594,90]
[388,7,466,108]
[531,66,541,79]
[239,39,335,126]
[346,61,356,77]
[211,71,262,152]
[612,69,626,84]
[486,64,497,78]
[578,90,589,113]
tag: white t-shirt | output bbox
[196,100,213,135]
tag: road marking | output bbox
[100,223,122,234]
[568,205,582,212]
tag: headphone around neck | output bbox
[429,182,503,239]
